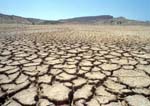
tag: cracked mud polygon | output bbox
[0,25,150,106]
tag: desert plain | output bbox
[0,24,150,106]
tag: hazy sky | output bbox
[0,0,150,21]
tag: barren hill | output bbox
[0,13,150,25]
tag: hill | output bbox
[0,13,149,25]
[0,13,60,25]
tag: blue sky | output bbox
[0,0,150,21]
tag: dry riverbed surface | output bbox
[0,25,150,106]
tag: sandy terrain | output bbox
[0,24,150,106]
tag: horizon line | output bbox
[0,12,149,22]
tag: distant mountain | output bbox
[0,13,60,25]
[103,17,150,25]
[0,13,31,24]
[60,15,150,25]
[59,15,114,24]
[0,13,150,25]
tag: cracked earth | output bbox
[0,25,150,106]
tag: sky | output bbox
[0,0,150,21]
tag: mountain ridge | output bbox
[0,13,149,25]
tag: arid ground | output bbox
[0,24,150,106]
